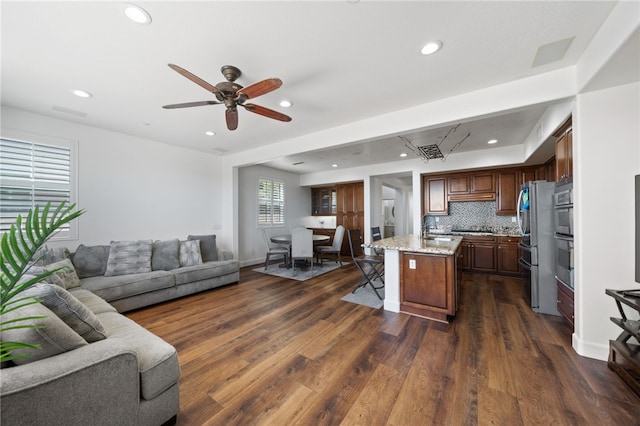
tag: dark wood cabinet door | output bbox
[448,175,470,194]
[472,243,497,272]
[424,177,448,215]
[498,241,520,274]
[496,171,518,215]
[471,173,495,193]
[460,242,472,270]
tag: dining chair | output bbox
[261,227,289,270]
[371,226,384,256]
[315,225,345,267]
[347,228,385,299]
[291,228,313,277]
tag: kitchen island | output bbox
[364,234,463,323]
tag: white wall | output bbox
[237,164,310,266]
[573,81,640,359]
[1,106,223,249]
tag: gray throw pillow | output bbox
[104,240,153,277]
[179,240,202,267]
[22,283,107,342]
[40,258,82,289]
[0,301,87,365]
[188,234,218,262]
[72,244,110,278]
[152,239,180,271]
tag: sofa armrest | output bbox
[1,339,140,426]
[217,248,234,261]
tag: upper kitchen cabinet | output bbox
[423,176,448,215]
[447,172,496,202]
[496,170,518,215]
[555,118,573,183]
[311,187,337,215]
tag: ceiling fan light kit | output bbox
[163,64,292,131]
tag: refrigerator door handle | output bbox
[516,188,525,235]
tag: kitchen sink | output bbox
[425,236,453,242]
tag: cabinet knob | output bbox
[557,300,562,304]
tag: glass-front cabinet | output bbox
[311,187,337,215]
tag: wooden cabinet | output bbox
[497,236,521,275]
[311,187,336,215]
[423,176,448,215]
[496,171,518,215]
[555,118,573,183]
[557,280,574,327]
[400,251,458,323]
[336,182,365,255]
[460,236,497,273]
[447,172,495,202]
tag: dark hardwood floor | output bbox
[127,264,640,425]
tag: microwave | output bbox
[554,187,574,236]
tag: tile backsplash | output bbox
[423,201,519,233]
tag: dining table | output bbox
[270,233,331,268]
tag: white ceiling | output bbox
[1,1,619,174]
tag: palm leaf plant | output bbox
[0,201,85,362]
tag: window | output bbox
[0,133,77,239]
[257,177,284,226]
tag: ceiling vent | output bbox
[532,37,574,67]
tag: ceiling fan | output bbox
[163,64,292,131]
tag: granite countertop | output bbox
[364,234,463,255]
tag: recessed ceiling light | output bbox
[487,139,498,144]
[279,100,292,108]
[71,89,92,98]
[332,164,338,168]
[205,131,215,136]
[121,3,152,25]
[421,40,443,55]
[400,153,408,157]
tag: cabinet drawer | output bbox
[498,236,520,244]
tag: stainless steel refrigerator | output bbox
[517,180,560,315]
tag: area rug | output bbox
[340,281,385,309]
[253,261,347,282]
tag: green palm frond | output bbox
[0,201,85,361]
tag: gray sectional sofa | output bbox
[0,235,239,426]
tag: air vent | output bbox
[292,161,305,165]
[52,105,87,118]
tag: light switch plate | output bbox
[409,259,416,269]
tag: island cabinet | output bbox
[400,249,458,323]
[460,235,497,273]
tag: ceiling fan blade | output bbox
[226,108,238,131]
[236,78,282,100]
[162,100,221,109]
[242,103,292,122]
[168,63,222,94]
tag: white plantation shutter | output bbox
[0,136,77,239]
[258,177,285,226]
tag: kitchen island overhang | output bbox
[364,234,463,323]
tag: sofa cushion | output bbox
[0,301,87,365]
[69,288,118,315]
[38,258,82,289]
[72,244,110,278]
[22,283,107,342]
[97,312,180,400]
[173,260,239,285]
[105,240,153,277]
[80,270,175,302]
[188,234,218,262]
[152,239,180,271]
[33,245,71,266]
[179,240,202,267]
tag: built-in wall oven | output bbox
[554,184,574,289]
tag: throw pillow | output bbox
[0,301,87,365]
[152,239,180,271]
[72,244,110,278]
[22,283,107,342]
[104,240,153,277]
[33,246,71,266]
[179,240,202,267]
[41,258,82,289]
[188,234,218,262]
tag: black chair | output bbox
[371,226,384,256]
[347,228,385,300]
